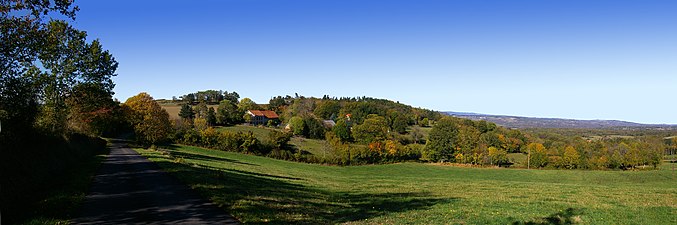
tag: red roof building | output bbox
[246,110,279,125]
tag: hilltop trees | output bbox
[179,90,239,105]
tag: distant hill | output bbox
[445,112,675,129]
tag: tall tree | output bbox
[30,20,117,133]
[333,118,353,142]
[216,99,240,125]
[424,117,459,162]
[206,107,216,126]
[65,83,119,136]
[178,103,195,120]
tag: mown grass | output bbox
[136,145,677,224]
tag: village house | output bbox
[246,110,279,126]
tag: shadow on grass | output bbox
[511,208,584,225]
[144,151,456,224]
[162,144,259,166]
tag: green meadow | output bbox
[135,145,677,224]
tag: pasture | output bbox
[135,145,677,224]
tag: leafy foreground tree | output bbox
[123,93,172,145]
[1,1,118,223]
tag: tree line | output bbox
[159,90,672,169]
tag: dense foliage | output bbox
[166,91,672,169]
[1,1,118,223]
[123,93,172,145]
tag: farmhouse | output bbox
[246,110,279,126]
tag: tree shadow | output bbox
[195,163,304,181]
[511,208,584,225]
[146,152,456,224]
[161,144,259,166]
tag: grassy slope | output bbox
[136,145,677,224]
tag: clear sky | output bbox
[72,0,676,124]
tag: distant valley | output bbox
[445,111,676,129]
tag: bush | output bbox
[268,130,292,150]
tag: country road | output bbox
[74,140,239,224]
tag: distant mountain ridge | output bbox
[444,111,675,129]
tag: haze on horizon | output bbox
[73,0,677,124]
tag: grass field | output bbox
[135,145,677,224]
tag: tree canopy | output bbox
[123,93,172,145]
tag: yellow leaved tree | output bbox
[123,92,172,145]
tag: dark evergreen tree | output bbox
[206,107,217,126]
[178,103,195,120]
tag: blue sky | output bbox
[73,0,676,124]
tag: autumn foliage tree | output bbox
[526,143,548,168]
[65,83,121,136]
[123,93,172,145]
